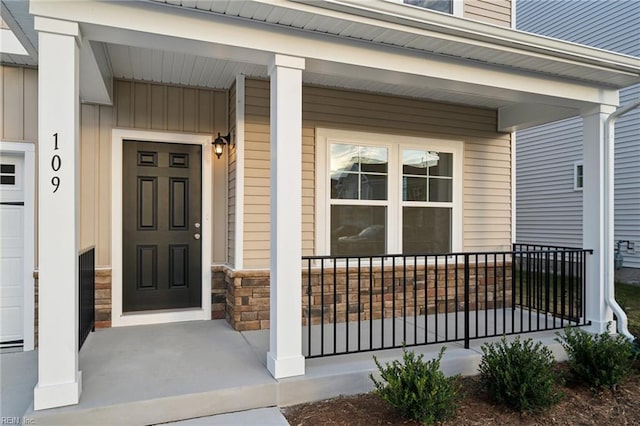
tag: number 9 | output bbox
[52,176,60,193]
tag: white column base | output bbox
[34,371,82,411]
[267,352,305,379]
[583,319,616,335]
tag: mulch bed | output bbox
[282,365,640,425]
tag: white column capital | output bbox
[580,104,617,118]
[268,54,305,75]
[34,16,80,38]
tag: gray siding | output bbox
[516,0,640,268]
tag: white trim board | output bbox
[111,129,212,327]
[0,141,36,351]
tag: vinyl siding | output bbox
[228,82,237,266]
[80,80,228,267]
[464,0,512,27]
[1,65,37,143]
[516,1,640,267]
[243,79,512,268]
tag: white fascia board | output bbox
[498,103,588,132]
[288,0,640,75]
[0,28,28,55]
[1,1,38,60]
[79,40,113,105]
[30,0,620,107]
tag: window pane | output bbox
[359,146,388,173]
[429,152,452,177]
[403,0,452,13]
[402,150,428,175]
[331,173,359,199]
[403,176,427,201]
[361,174,387,200]
[330,143,359,173]
[429,178,452,202]
[331,205,386,256]
[402,207,451,254]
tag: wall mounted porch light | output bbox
[212,132,231,159]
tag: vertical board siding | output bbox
[243,78,511,268]
[81,79,227,267]
[517,1,639,268]
[464,0,512,27]
[1,66,38,142]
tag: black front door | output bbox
[123,140,202,312]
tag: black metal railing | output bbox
[302,246,592,358]
[79,246,95,350]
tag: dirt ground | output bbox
[282,364,640,425]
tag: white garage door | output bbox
[1,154,25,347]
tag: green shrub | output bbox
[556,326,635,391]
[479,337,562,412]
[370,347,461,424]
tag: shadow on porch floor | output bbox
[10,316,567,425]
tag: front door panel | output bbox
[123,141,202,312]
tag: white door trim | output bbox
[0,141,35,351]
[111,129,212,327]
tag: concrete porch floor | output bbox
[2,314,570,425]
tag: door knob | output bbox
[194,233,201,240]
[195,222,201,229]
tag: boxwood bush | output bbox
[556,326,635,391]
[479,337,562,412]
[370,347,461,424]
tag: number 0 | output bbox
[51,155,61,171]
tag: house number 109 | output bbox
[52,133,61,193]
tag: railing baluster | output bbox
[435,255,439,343]
[307,259,311,357]
[333,259,337,355]
[464,254,470,349]
[369,256,373,350]
[358,257,362,352]
[345,258,349,353]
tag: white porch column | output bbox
[267,54,305,379]
[33,17,82,410]
[582,104,616,333]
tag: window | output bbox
[574,162,583,191]
[402,0,452,13]
[317,129,462,256]
[388,0,454,14]
[0,163,16,185]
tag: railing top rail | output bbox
[513,243,587,251]
[302,247,593,260]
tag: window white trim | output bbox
[316,128,463,256]
[111,129,212,327]
[574,161,584,191]
[384,0,458,15]
[0,141,35,351]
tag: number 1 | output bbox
[53,133,59,150]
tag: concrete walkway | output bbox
[1,316,568,425]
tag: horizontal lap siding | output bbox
[464,0,512,27]
[228,83,237,266]
[615,84,640,268]
[244,79,511,269]
[516,118,583,248]
[517,1,639,266]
